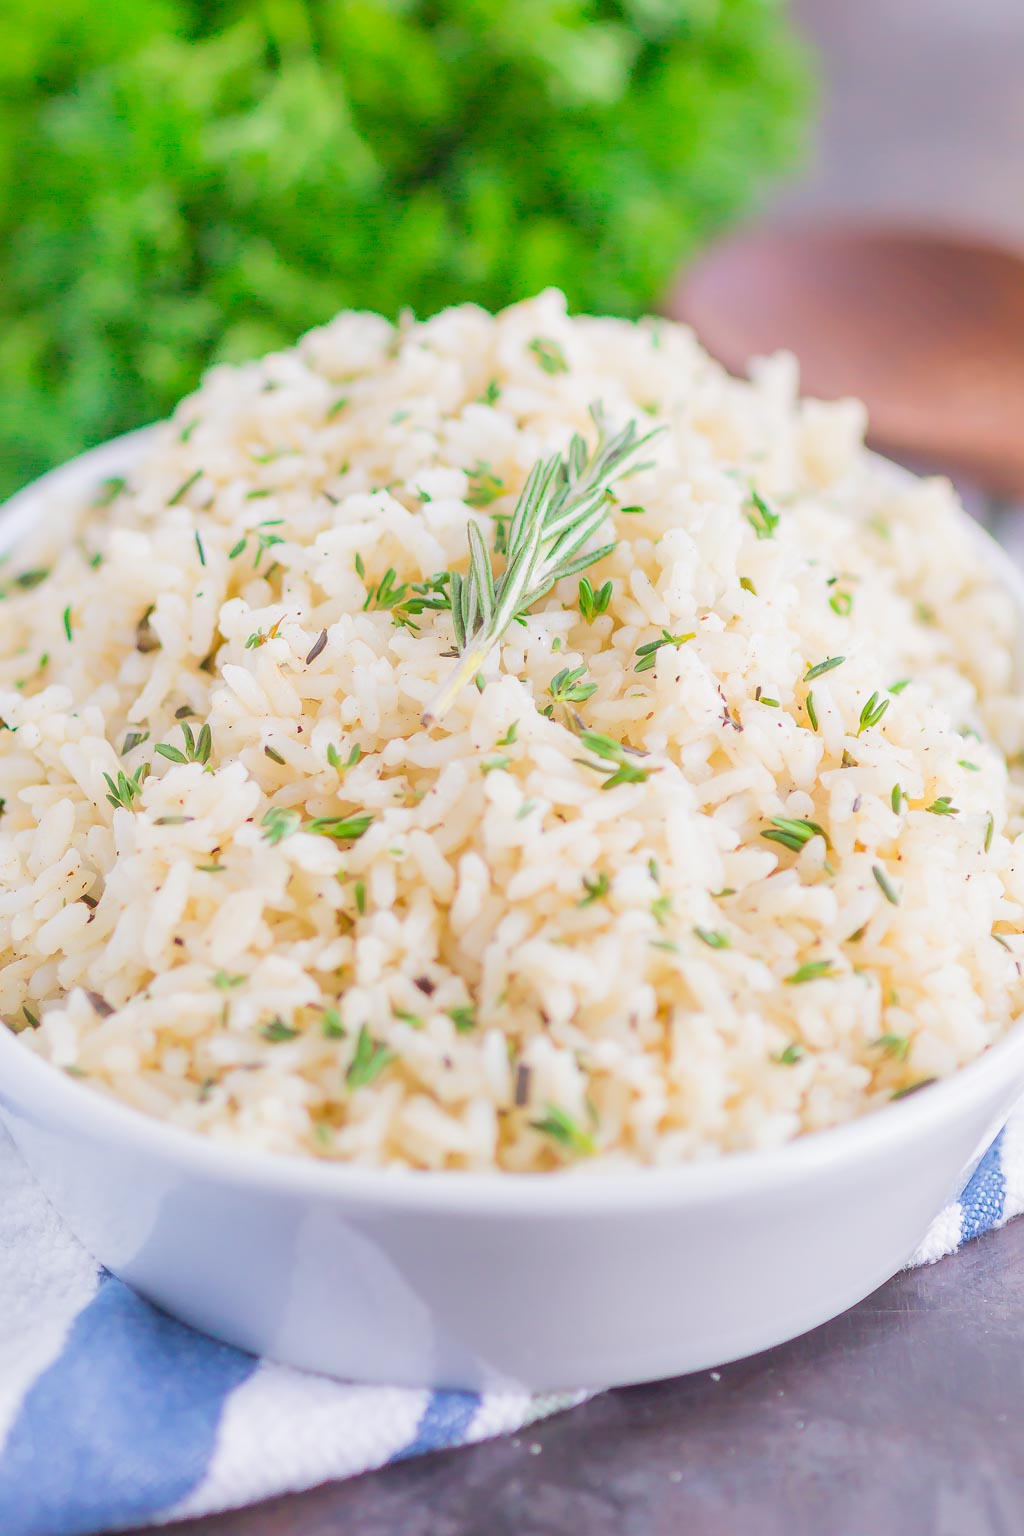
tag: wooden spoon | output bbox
[669,224,1024,498]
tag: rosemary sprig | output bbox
[422,406,659,725]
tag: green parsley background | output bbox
[0,0,811,498]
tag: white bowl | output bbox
[2,435,1024,1392]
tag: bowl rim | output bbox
[3,430,1024,1215]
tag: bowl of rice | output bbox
[2,290,1024,1390]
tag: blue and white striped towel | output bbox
[2,1106,1023,1536]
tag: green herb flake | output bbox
[62,606,73,642]
[530,1104,595,1157]
[739,576,757,595]
[578,871,610,907]
[466,463,505,508]
[194,531,206,567]
[155,721,212,766]
[805,692,819,732]
[889,678,911,695]
[576,729,656,791]
[873,1033,911,1061]
[651,894,671,926]
[892,1078,937,1101]
[447,1006,476,1033]
[925,796,958,817]
[545,664,597,709]
[578,577,613,623]
[694,927,730,949]
[262,1017,298,1042]
[496,722,519,748]
[891,784,905,814]
[872,865,900,905]
[92,475,126,508]
[121,729,149,755]
[634,630,695,673]
[829,590,853,617]
[261,806,302,844]
[103,763,149,812]
[761,815,829,854]
[958,759,980,772]
[857,692,890,735]
[527,336,569,375]
[168,468,203,506]
[212,970,246,990]
[985,812,995,853]
[353,880,367,915]
[14,568,49,590]
[774,1042,805,1065]
[481,755,511,775]
[322,1007,345,1038]
[264,745,285,764]
[308,813,373,841]
[346,1025,395,1088]
[785,959,835,985]
[746,488,780,540]
[804,656,845,682]
[394,1009,424,1029]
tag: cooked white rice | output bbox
[3,289,1024,1170]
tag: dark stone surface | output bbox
[129,1218,1024,1536]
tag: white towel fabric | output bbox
[1,1104,1022,1536]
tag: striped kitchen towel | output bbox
[1,1106,1023,1536]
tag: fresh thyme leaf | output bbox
[985,812,995,853]
[481,379,501,406]
[103,763,149,811]
[262,1017,298,1042]
[530,1103,595,1156]
[578,576,613,623]
[527,336,568,374]
[194,530,206,566]
[545,664,597,711]
[155,721,212,766]
[694,927,729,949]
[892,1078,937,1101]
[346,1025,395,1088]
[634,630,695,673]
[889,678,911,695]
[322,1007,345,1038]
[15,567,49,589]
[958,759,980,772]
[308,814,373,841]
[121,729,149,755]
[353,880,367,915]
[264,745,285,764]
[261,806,302,844]
[466,463,505,507]
[804,656,845,681]
[829,590,853,617]
[785,959,835,985]
[228,537,247,560]
[481,755,511,774]
[873,865,900,905]
[578,871,610,907]
[739,576,757,595]
[874,1033,911,1061]
[651,894,671,926]
[497,722,518,747]
[422,406,659,724]
[746,488,779,540]
[326,396,349,419]
[576,729,656,791]
[447,1006,476,1033]
[891,784,905,814]
[327,743,362,774]
[168,468,202,506]
[805,692,819,732]
[774,1042,805,1064]
[212,970,246,990]
[857,692,889,735]
[926,796,958,817]
[92,475,126,508]
[760,815,829,853]
[62,606,73,642]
